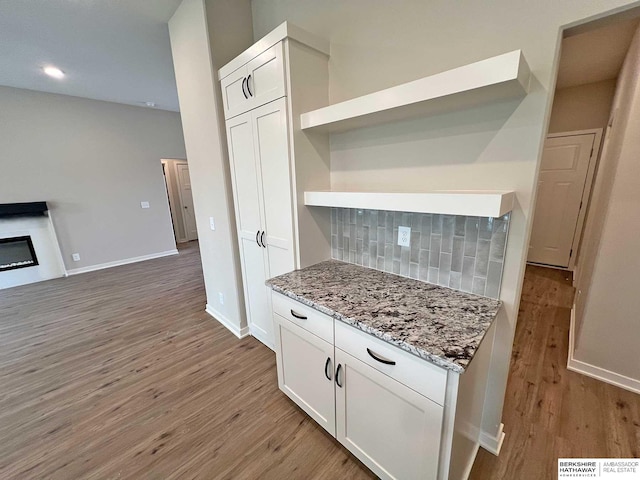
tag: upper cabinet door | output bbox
[221,65,250,120]
[252,98,295,277]
[245,44,286,109]
[221,43,286,120]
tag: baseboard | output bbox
[67,249,179,275]
[567,307,640,395]
[461,442,481,480]
[205,304,250,339]
[479,423,505,456]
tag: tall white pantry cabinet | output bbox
[219,24,332,348]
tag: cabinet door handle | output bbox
[324,357,332,381]
[260,230,266,248]
[366,348,396,365]
[242,77,248,99]
[255,230,261,247]
[335,363,343,387]
[246,74,253,96]
[290,309,307,320]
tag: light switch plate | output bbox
[398,226,411,247]
[72,253,81,262]
[140,201,150,209]
[209,217,216,230]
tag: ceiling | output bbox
[557,17,640,89]
[0,0,183,111]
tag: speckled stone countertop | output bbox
[266,260,501,373]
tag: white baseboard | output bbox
[568,307,640,395]
[67,249,179,275]
[461,442,481,480]
[205,304,250,339]
[479,423,505,456]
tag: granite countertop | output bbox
[266,260,502,373]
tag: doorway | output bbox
[161,159,198,243]
[527,130,601,269]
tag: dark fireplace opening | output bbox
[0,236,39,272]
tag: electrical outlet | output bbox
[209,217,216,230]
[218,292,224,305]
[398,226,411,247]
[72,253,81,262]
[140,201,150,209]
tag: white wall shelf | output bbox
[300,50,530,133]
[304,191,515,218]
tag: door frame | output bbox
[161,159,187,244]
[537,128,603,271]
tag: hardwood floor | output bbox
[1,246,637,479]
[470,265,640,479]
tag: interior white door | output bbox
[528,134,595,267]
[226,112,273,348]
[334,348,443,480]
[274,315,336,436]
[252,98,295,277]
[175,163,198,241]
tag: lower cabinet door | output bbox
[335,348,443,480]
[274,315,336,436]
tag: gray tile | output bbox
[349,208,356,224]
[379,210,386,227]
[335,248,343,260]
[432,214,442,234]
[356,210,363,232]
[377,226,385,245]
[384,244,393,271]
[421,214,432,237]
[451,236,464,272]
[428,267,439,284]
[419,249,429,266]
[410,263,419,279]
[356,238,363,256]
[439,252,452,286]
[493,214,509,234]
[343,237,349,254]
[474,239,490,277]
[370,224,377,242]
[455,216,466,236]
[362,253,368,267]
[464,217,479,257]
[331,234,337,250]
[363,225,369,245]
[377,256,385,271]
[393,260,401,274]
[441,215,454,253]
[370,210,378,229]
[411,213,422,230]
[349,250,355,263]
[402,212,411,227]
[419,263,429,281]
[485,261,503,299]
[393,241,401,261]
[478,217,493,240]
[461,256,475,292]
[337,221,343,247]
[449,271,462,290]
[410,231,421,263]
[331,208,337,231]
[400,247,410,276]
[332,246,338,259]
[489,230,507,262]
[385,221,393,243]
[369,241,377,259]
[349,224,356,247]
[429,234,441,267]
[472,276,486,296]
[394,211,402,229]
[363,209,370,227]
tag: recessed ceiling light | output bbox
[145,101,156,107]
[43,66,65,79]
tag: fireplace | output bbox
[0,236,39,272]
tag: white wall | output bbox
[169,0,253,335]
[573,24,640,385]
[251,0,639,445]
[548,79,616,133]
[0,86,185,271]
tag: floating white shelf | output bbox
[300,50,530,133]
[304,191,515,218]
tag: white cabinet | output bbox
[272,292,449,479]
[226,97,295,348]
[221,44,286,120]
[335,348,443,480]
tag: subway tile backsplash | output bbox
[331,208,510,299]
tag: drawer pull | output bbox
[335,363,343,387]
[242,77,248,99]
[324,357,332,381]
[367,348,396,365]
[246,74,253,96]
[290,310,307,320]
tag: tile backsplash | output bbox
[330,208,510,299]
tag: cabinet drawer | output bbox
[272,293,333,344]
[221,43,286,119]
[335,321,447,405]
